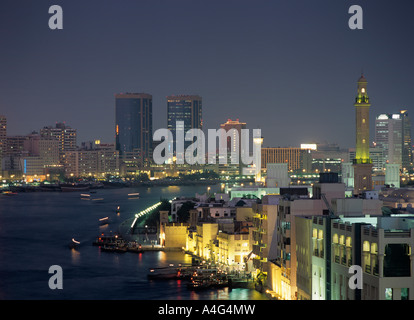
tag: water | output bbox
[0,185,267,300]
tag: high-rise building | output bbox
[220,119,246,153]
[400,110,412,170]
[353,74,373,195]
[115,93,152,166]
[40,122,77,160]
[167,95,202,153]
[375,113,403,167]
[218,119,247,175]
[0,115,6,169]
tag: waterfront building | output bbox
[160,222,189,248]
[216,231,251,269]
[5,135,27,157]
[20,138,61,180]
[252,195,281,289]
[115,93,152,166]
[353,74,373,195]
[167,95,202,155]
[2,135,28,177]
[40,122,77,157]
[62,143,119,177]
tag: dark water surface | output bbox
[0,185,267,300]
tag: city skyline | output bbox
[1,1,414,148]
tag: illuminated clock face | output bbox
[361,88,365,93]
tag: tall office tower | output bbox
[0,115,6,168]
[353,74,373,195]
[219,119,246,172]
[253,136,263,183]
[400,110,412,170]
[375,113,403,167]
[40,122,77,155]
[220,119,246,153]
[115,93,153,166]
[167,95,202,155]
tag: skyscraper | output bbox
[0,115,6,172]
[400,110,412,170]
[220,119,246,154]
[353,74,373,195]
[375,112,404,168]
[115,93,152,165]
[167,95,202,153]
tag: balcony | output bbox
[373,265,379,276]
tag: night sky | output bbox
[1,0,413,148]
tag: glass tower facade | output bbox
[167,95,202,152]
[115,93,152,164]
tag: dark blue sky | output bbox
[0,0,413,148]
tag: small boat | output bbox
[2,191,18,196]
[101,245,116,252]
[127,242,143,253]
[60,183,90,192]
[99,217,110,225]
[92,234,122,246]
[115,246,127,253]
[69,238,80,249]
[147,267,179,280]
[80,193,90,200]
[187,279,212,290]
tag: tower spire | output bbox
[353,73,373,195]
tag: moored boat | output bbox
[2,191,18,196]
[60,183,90,192]
[69,238,80,249]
